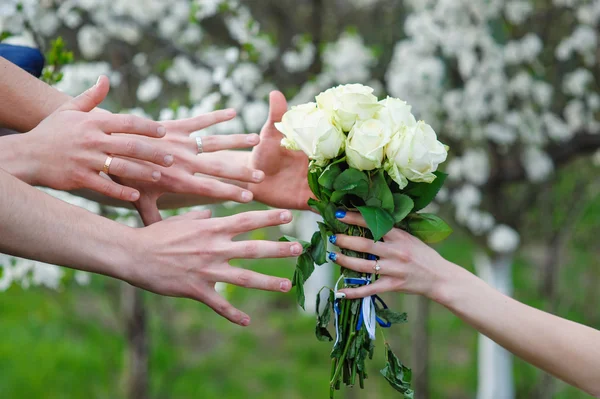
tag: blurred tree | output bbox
[1,1,600,398]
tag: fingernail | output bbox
[246,134,259,144]
[291,243,302,255]
[280,280,291,291]
[335,292,346,299]
[367,254,377,261]
[335,210,346,219]
[328,252,338,262]
[328,235,337,244]
[240,318,250,326]
[280,211,292,222]
[152,171,161,181]
[241,191,252,202]
[157,126,166,136]
[164,155,173,165]
[130,191,140,201]
[95,76,101,87]
[252,170,264,182]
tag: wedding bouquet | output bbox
[277,84,452,398]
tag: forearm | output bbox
[0,133,41,184]
[439,265,600,396]
[0,167,135,281]
[0,57,70,132]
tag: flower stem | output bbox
[329,330,356,387]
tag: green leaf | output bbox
[357,206,395,241]
[278,236,311,252]
[407,213,453,244]
[315,289,334,342]
[333,168,369,200]
[310,229,327,266]
[308,169,323,200]
[292,269,305,309]
[329,190,347,203]
[392,194,414,224]
[366,170,394,213]
[380,343,414,398]
[405,171,448,211]
[376,308,408,325]
[318,163,343,190]
[297,252,315,284]
[310,199,349,233]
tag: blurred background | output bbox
[1,0,599,398]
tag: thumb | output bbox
[267,90,287,124]
[134,197,163,226]
[62,75,110,113]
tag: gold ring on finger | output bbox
[102,155,113,175]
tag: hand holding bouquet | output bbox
[277,84,452,398]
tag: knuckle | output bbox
[125,139,138,155]
[243,242,259,258]
[113,159,128,176]
[121,116,136,131]
[215,302,231,316]
[235,271,252,288]
[208,162,224,177]
[279,244,291,256]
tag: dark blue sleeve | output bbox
[0,43,45,78]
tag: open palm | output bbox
[249,91,312,210]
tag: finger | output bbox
[331,234,378,254]
[62,75,109,112]
[97,114,166,138]
[192,156,264,183]
[87,174,140,202]
[215,268,292,292]
[218,209,294,234]
[328,252,378,274]
[338,277,396,299]
[106,136,173,166]
[133,195,162,225]
[266,91,287,125]
[336,211,368,229]
[185,175,254,203]
[229,240,303,259]
[172,109,236,133]
[200,290,250,326]
[195,133,260,152]
[166,209,212,222]
[105,157,162,182]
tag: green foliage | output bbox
[408,213,453,244]
[41,37,73,85]
[380,343,414,398]
[376,308,408,325]
[315,289,334,342]
[366,169,394,213]
[0,31,13,42]
[405,171,448,211]
[357,206,395,241]
[392,194,414,224]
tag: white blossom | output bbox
[488,225,520,253]
[137,75,163,103]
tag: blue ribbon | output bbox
[343,276,391,338]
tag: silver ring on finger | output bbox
[195,136,204,154]
[373,259,381,275]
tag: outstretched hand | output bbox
[113,110,265,225]
[129,209,303,325]
[25,75,173,201]
[248,91,312,210]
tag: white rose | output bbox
[275,102,345,164]
[384,121,448,188]
[316,84,382,132]
[345,119,392,171]
[375,97,417,133]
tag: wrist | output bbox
[429,259,481,310]
[0,133,42,185]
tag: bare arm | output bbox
[442,267,600,396]
[0,57,70,132]
[332,212,600,397]
[0,166,132,279]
